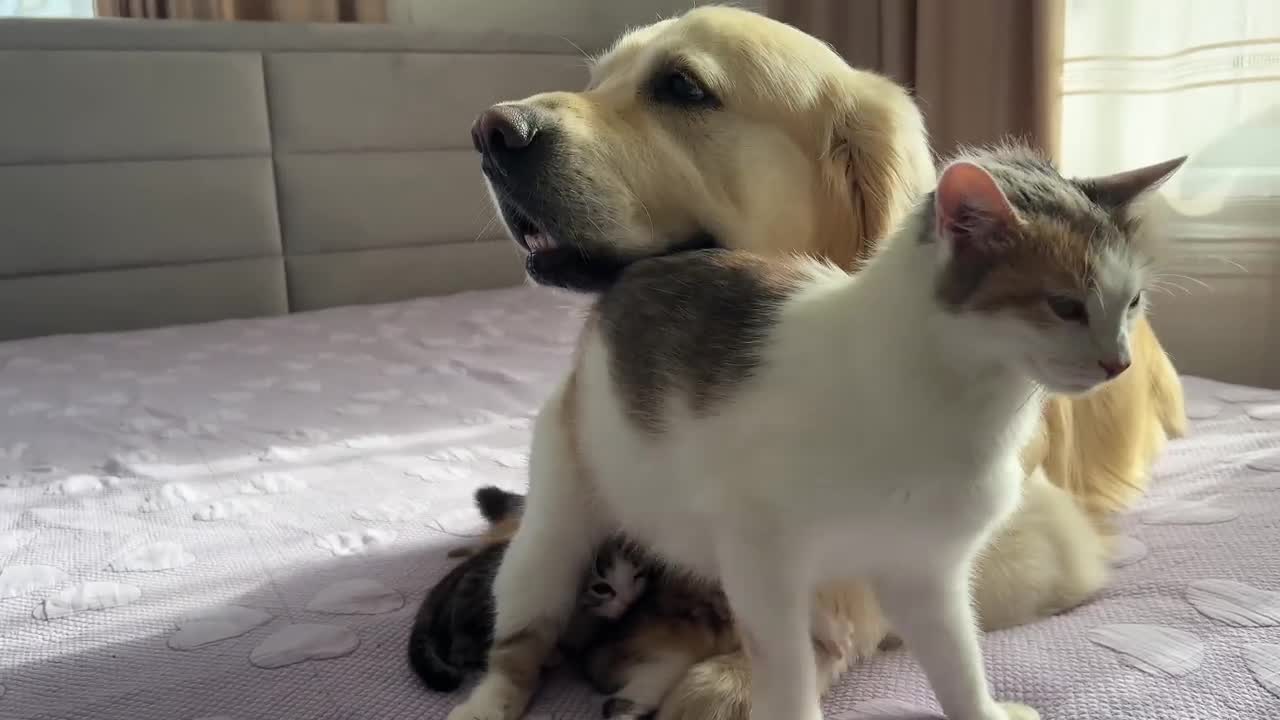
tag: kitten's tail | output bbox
[406,621,465,692]
[406,566,467,692]
[475,485,525,523]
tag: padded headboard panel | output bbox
[0,19,590,340]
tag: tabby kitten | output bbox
[407,490,647,692]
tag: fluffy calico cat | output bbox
[408,508,648,692]
[448,145,1185,720]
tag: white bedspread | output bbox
[0,285,1277,720]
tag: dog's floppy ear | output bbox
[819,70,936,269]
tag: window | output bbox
[0,0,94,17]
[1060,0,1280,386]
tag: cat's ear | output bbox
[1076,156,1187,209]
[934,160,1017,252]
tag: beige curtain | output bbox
[767,0,1064,160]
[95,1,388,22]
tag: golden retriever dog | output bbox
[460,5,1186,719]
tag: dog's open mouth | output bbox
[500,200,561,257]
[524,232,556,253]
[491,189,720,294]
[495,196,615,292]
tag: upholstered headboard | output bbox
[0,18,590,340]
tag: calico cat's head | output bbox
[929,146,1186,395]
[581,537,649,620]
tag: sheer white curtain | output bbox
[0,0,94,16]
[1060,0,1280,387]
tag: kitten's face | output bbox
[933,152,1185,395]
[582,543,648,620]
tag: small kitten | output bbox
[472,487,742,719]
[449,145,1186,720]
[581,568,737,720]
[408,492,647,692]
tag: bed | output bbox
[0,283,1278,720]
[2,13,1278,720]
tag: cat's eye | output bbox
[1047,295,1088,323]
[590,582,615,596]
[633,571,645,581]
[1128,291,1143,310]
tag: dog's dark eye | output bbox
[1128,291,1142,310]
[654,69,716,107]
[1047,295,1088,323]
[590,582,615,596]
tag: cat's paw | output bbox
[602,697,649,719]
[445,687,509,720]
[993,702,1040,720]
[445,703,503,720]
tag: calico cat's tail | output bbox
[475,485,525,523]
[446,486,525,559]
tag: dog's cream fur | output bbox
[472,6,1185,718]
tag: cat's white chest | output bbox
[576,341,1030,581]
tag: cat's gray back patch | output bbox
[595,249,805,433]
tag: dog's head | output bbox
[471,5,936,290]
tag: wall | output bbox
[386,0,764,52]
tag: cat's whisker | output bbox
[557,34,591,63]
[1013,387,1043,417]
[472,213,499,244]
[1193,254,1248,274]
[1155,273,1211,292]
[1150,279,1192,296]
[1159,253,1247,274]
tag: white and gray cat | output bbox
[449,144,1186,720]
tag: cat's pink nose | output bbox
[1099,359,1130,379]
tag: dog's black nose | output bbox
[471,105,537,157]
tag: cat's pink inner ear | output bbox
[935,161,1017,239]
